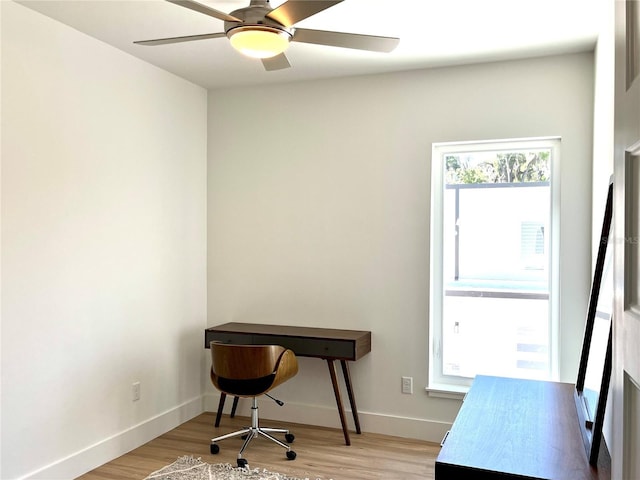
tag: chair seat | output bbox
[216,374,275,396]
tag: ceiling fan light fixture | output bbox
[228,25,291,59]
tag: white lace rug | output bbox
[144,456,328,480]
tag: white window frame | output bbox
[428,137,561,396]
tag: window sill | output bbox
[425,383,468,400]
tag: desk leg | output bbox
[230,396,239,418]
[327,359,351,446]
[340,360,362,434]
[215,394,239,427]
[215,393,227,428]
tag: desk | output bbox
[435,375,610,479]
[204,322,372,446]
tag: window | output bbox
[429,138,560,393]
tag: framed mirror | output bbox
[574,179,613,466]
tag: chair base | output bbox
[210,397,296,465]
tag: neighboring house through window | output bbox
[429,137,561,393]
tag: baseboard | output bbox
[203,393,451,444]
[20,396,204,480]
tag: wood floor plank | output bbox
[76,412,439,480]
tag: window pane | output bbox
[441,149,551,380]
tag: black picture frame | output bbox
[574,179,613,466]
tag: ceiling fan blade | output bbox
[134,32,226,46]
[293,28,399,53]
[262,53,292,71]
[266,1,343,28]
[166,0,241,22]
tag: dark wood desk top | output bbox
[205,322,371,361]
[436,375,610,480]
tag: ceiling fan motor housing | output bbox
[225,1,293,39]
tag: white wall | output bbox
[1,3,207,479]
[591,0,615,450]
[592,0,615,237]
[206,53,595,441]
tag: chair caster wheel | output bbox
[286,450,297,460]
[237,458,248,468]
[285,433,295,443]
[210,443,219,454]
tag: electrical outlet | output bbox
[401,376,413,394]
[132,381,141,401]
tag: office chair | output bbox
[209,342,299,467]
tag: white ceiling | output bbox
[16,0,602,90]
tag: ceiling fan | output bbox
[134,0,400,71]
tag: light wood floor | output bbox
[77,412,440,480]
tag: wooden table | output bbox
[204,322,371,445]
[436,375,611,479]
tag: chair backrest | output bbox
[210,343,298,397]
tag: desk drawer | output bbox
[265,335,355,360]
